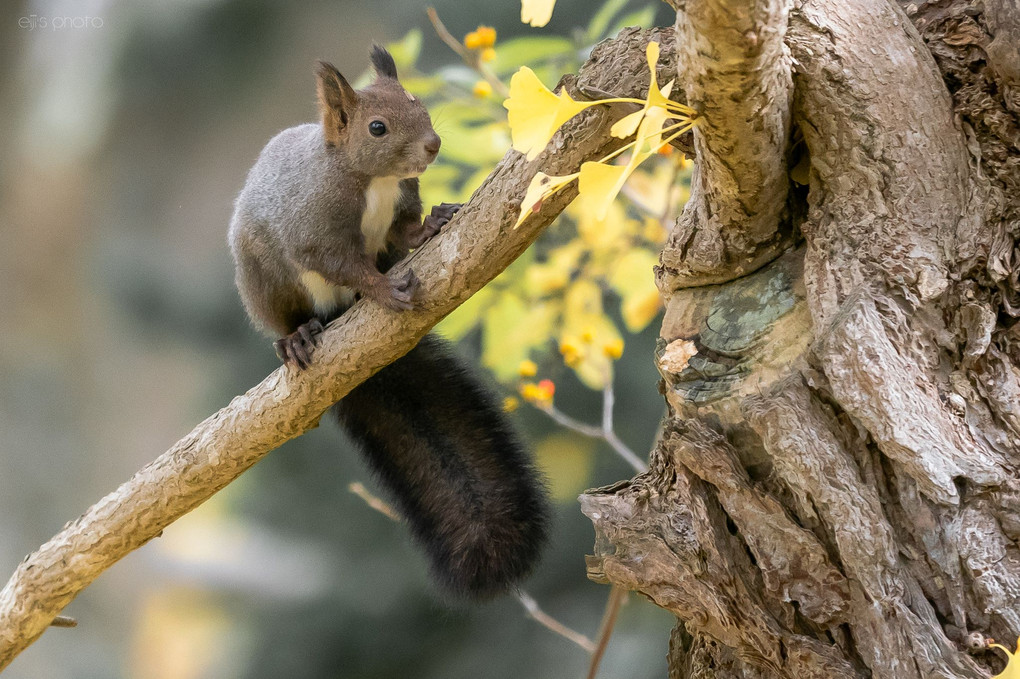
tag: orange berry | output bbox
[537,379,556,400]
[475,26,497,47]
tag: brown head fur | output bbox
[315,46,441,179]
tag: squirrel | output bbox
[227,46,549,599]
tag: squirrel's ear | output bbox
[316,61,357,146]
[370,45,398,80]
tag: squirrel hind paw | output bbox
[274,319,325,369]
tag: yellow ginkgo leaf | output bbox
[580,105,674,217]
[644,44,688,113]
[622,287,662,332]
[611,247,663,332]
[524,240,583,295]
[521,0,556,27]
[613,90,676,142]
[482,294,558,381]
[560,280,622,389]
[610,109,646,139]
[991,638,1020,679]
[609,42,680,139]
[645,42,679,111]
[578,161,629,221]
[611,82,675,140]
[525,263,571,295]
[625,162,678,217]
[504,67,593,160]
[653,79,676,108]
[515,170,580,228]
[572,196,627,251]
[633,104,672,154]
[610,248,663,332]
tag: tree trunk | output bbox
[581,0,1020,676]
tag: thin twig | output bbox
[586,585,627,679]
[348,482,401,522]
[426,6,469,59]
[517,591,597,652]
[601,384,649,472]
[601,383,615,433]
[426,7,510,98]
[351,481,600,657]
[539,404,604,438]
[603,430,647,473]
[537,383,648,473]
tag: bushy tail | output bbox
[334,334,549,599]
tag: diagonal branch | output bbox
[0,27,673,669]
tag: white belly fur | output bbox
[299,270,355,315]
[298,178,401,315]
[361,176,402,255]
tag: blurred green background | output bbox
[0,0,679,677]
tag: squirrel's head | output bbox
[315,46,441,179]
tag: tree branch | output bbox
[0,28,671,669]
[658,0,794,290]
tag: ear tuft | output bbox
[370,45,398,80]
[315,60,357,146]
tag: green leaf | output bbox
[399,75,445,98]
[437,121,510,166]
[585,0,629,42]
[490,37,575,76]
[419,163,463,208]
[435,285,495,341]
[430,98,501,126]
[482,293,559,381]
[387,29,423,70]
[609,5,659,35]
[457,167,494,203]
[533,433,595,503]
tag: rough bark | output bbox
[0,30,673,669]
[582,0,1020,676]
[663,0,795,287]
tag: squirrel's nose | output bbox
[424,133,441,158]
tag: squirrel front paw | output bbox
[367,269,420,311]
[406,202,461,248]
[274,318,324,370]
[424,202,461,234]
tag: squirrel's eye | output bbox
[369,120,387,137]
